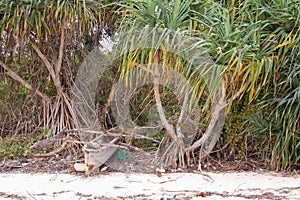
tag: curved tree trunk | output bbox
[186,86,227,161]
[153,52,186,167]
[152,51,227,167]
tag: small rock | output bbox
[74,163,86,172]
[100,166,109,172]
[156,168,166,173]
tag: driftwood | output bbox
[28,141,68,157]
[29,127,73,157]
[30,128,67,150]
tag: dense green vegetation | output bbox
[0,0,299,170]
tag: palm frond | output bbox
[0,0,103,42]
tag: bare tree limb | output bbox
[31,42,63,95]
[75,128,161,143]
[153,52,176,141]
[30,127,67,150]
[0,60,49,101]
[56,18,65,77]
[31,43,56,80]
[177,86,189,125]
[28,141,67,157]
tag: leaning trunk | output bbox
[153,51,186,168]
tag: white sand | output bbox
[0,171,299,199]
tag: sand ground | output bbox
[0,171,299,199]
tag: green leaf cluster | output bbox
[0,136,38,159]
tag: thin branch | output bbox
[31,43,56,80]
[30,127,67,150]
[62,92,79,128]
[56,18,65,76]
[31,42,63,95]
[118,142,149,153]
[133,88,154,122]
[177,86,190,125]
[71,128,161,143]
[0,60,49,101]
[122,130,160,143]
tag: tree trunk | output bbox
[153,52,186,167]
[186,85,227,165]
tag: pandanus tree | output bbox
[190,0,300,170]
[1,0,298,170]
[115,0,223,167]
[0,0,108,134]
[116,0,298,168]
[240,0,300,170]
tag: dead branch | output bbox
[31,43,56,82]
[56,18,65,77]
[29,126,154,158]
[28,127,77,157]
[67,128,160,143]
[28,141,68,157]
[0,60,49,100]
[118,142,149,153]
[30,127,68,150]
